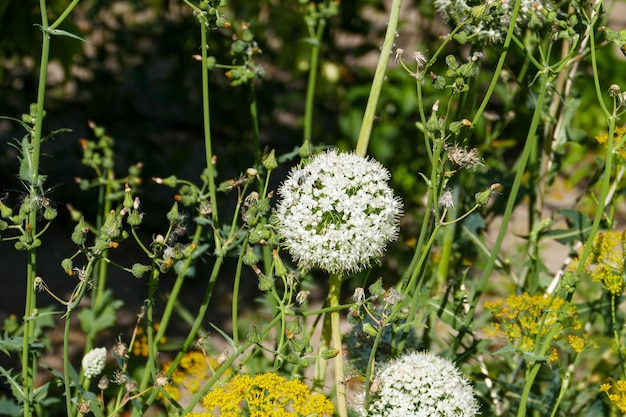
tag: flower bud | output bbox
[243,245,260,266]
[0,200,12,218]
[127,209,143,227]
[166,202,180,223]
[153,175,178,187]
[61,258,73,276]
[82,347,107,379]
[258,273,274,292]
[262,149,278,171]
[362,322,379,337]
[247,325,261,343]
[272,250,287,277]
[321,349,340,359]
[131,263,151,278]
[298,138,313,158]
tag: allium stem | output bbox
[355,0,402,157]
[328,273,348,417]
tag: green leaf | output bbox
[78,290,123,336]
[542,209,603,244]
[34,24,87,43]
[0,395,22,417]
[0,366,25,402]
[209,323,235,348]
[0,334,23,355]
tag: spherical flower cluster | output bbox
[188,372,334,417]
[359,351,479,417]
[275,149,402,275]
[81,347,107,379]
[434,0,555,44]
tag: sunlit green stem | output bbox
[303,16,326,141]
[328,273,347,417]
[200,17,220,240]
[355,0,402,157]
[21,3,52,415]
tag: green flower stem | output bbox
[303,15,326,141]
[328,272,348,417]
[49,0,80,30]
[469,0,521,131]
[139,250,224,412]
[611,295,626,378]
[249,84,262,168]
[519,13,614,412]
[63,258,95,417]
[314,300,332,391]
[232,236,249,347]
[448,0,532,354]
[138,224,204,388]
[355,0,402,157]
[435,188,458,292]
[199,15,220,242]
[21,1,53,414]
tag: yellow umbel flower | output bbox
[484,292,586,361]
[600,379,626,412]
[187,372,334,417]
[568,230,626,296]
[132,322,166,357]
[161,350,229,402]
[595,125,626,160]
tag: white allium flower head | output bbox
[275,149,402,275]
[82,347,107,379]
[359,351,479,417]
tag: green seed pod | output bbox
[61,258,73,275]
[71,217,89,246]
[262,150,278,171]
[127,209,143,227]
[131,263,151,278]
[258,273,274,292]
[287,317,302,336]
[243,245,260,266]
[298,138,312,158]
[166,202,180,223]
[247,325,261,344]
[321,349,340,359]
[43,206,57,221]
[362,323,379,337]
[0,201,13,218]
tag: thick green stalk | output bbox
[22,3,52,415]
[303,19,326,141]
[355,0,402,157]
[231,237,249,346]
[328,273,347,417]
[249,84,261,169]
[200,19,220,233]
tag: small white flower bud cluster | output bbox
[81,347,107,379]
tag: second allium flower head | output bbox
[361,351,479,417]
[275,149,402,275]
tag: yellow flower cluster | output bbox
[161,351,227,402]
[187,372,334,417]
[484,292,585,361]
[600,379,626,412]
[595,125,626,160]
[568,230,626,296]
[132,322,166,357]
